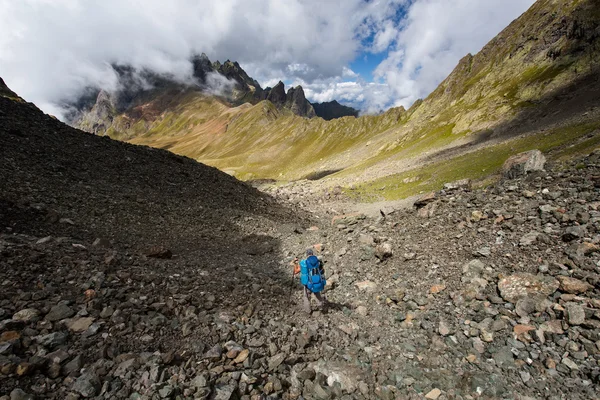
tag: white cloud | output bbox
[304,0,536,112]
[0,0,535,116]
[373,0,536,108]
[371,20,397,53]
[203,71,237,97]
[0,0,401,116]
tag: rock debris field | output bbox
[2,95,600,399]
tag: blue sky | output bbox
[350,52,388,82]
[0,0,536,116]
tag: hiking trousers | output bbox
[303,286,325,313]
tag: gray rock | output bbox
[444,179,471,190]
[181,322,194,337]
[474,247,491,257]
[268,353,286,370]
[0,342,13,355]
[10,389,34,400]
[12,308,40,322]
[114,357,136,378]
[158,385,174,398]
[62,355,83,376]
[566,303,585,325]
[519,231,540,246]
[213,383,236,400]
[203,344,222,361]
[72,372,101,398]
[375,242,393,260]
[191,373,208,388]
[99,306,114,319]
[503,150,546,178]
[64,317,94,332]
[82,322,101,338]
[438,320,452,336]
[46,303,75,322]
[562,226,585,242]
[311,360,363,393]
[492,347,515,369]
[358,234,375,246]
[360,246,374,261]
[313,382,332,399]
[462,259,485,280]
[34,332,68,348]
[515,297,537,317]
[539,204,557,214]
[561,357,579,370]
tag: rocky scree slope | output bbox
[2,80,600,398]
[260,151,600,400]
[0,83,312,397]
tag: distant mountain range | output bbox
[69,53,359,136]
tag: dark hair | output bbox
[306,248,314,256]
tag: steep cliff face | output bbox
[191,53,214,83]
[265,81,287,105]
[285,86,315,118]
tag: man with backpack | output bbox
[293,248,327,313]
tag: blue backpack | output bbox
[305,255,326,293]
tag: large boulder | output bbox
[502,150,546,178]
[414,192,436,208]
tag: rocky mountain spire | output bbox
[266,81,286,105]
[285,86,315,118]
[191,53,214,83]
[264,81,315,118]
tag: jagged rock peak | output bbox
[285,85,315,118]
[191,53,215,83]
[267,81,286,105]
[264,82,315,117]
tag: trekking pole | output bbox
[289,257,298,305]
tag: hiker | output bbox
[293,249,327,313]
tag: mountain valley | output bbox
[67,0,600,194]
[1,0,600,399]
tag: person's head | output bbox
[306,248,314,257]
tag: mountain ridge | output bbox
[312,100,359,120]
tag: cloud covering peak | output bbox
[0,0,534,116]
